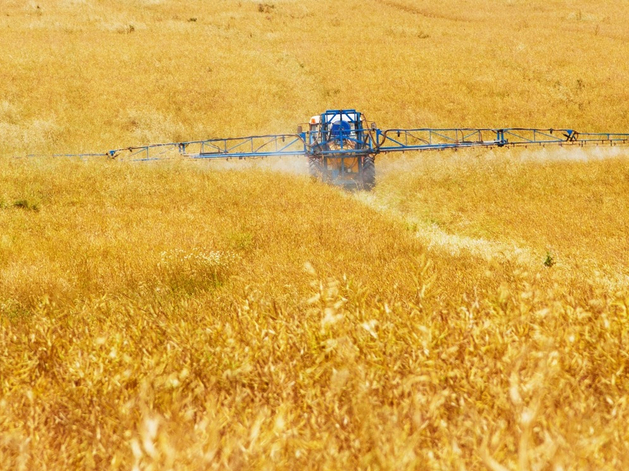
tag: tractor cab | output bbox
[308,110,362,150]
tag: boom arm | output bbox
[99,133,308,161]
[102,126,628,161]
[38,109,629,191]
[375,127,629,153]
[47,106,629,161]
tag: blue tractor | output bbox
[303,109,378,190]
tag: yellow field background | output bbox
[2,1,629,470]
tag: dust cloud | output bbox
[518,144,629,163]
[190,155,309,175]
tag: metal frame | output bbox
[376,127,629,153]
[38,110,629,162]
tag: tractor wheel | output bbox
[362,155,376,190]
[308,156,324,181]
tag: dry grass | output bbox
[2,0,629,156]
[1,156,628,470]
[373,146,629,287]
[2,1,629,470]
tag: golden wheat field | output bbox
[2,0,629,470]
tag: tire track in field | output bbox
[354,190,629,292]
[354,190,537,263]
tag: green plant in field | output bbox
[228,231,255,252]
[0,298,29,320]
[12,199,40,211]
[544,251,555,267]
[405,222,418,232]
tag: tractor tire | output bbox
[362,155,376,190]
[308,156,324,182]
